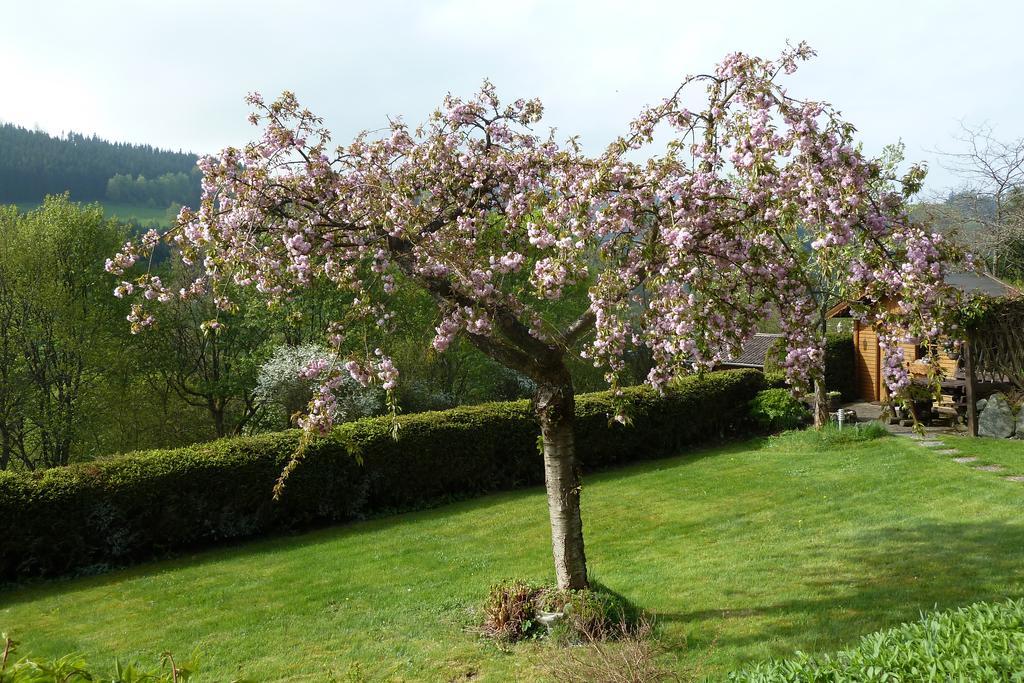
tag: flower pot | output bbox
[911,399,934,423]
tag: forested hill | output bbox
[0,123,200,204]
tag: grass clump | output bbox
[729,598,1024,681]
[546,617,699,683]
[770,421,888,450]
[482,580,640,644]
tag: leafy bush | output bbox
[729,598,1024,682]
[540,583,641,645]
[0,635,213,682]
[0,370,765,581]
[250,344,384,433]
[749,389,810,432]
[393,378,459,413]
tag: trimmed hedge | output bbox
[1,369,765,581]
[729,598,1024,681]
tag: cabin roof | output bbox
[826,271,1020,318]
[719,333,782,369]
[945,271,1019,298]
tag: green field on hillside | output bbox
[12,200,174,226]
[3,433,1024,680]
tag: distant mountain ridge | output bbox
[0,123,200,204]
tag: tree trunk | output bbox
[0,428,8,471]
[534,374,589,590]
[813,378,829,429]
[964,337,978,437]
[210,400,226,438]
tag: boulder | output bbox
[1016,408,1024,440]
[978,394,1015,438]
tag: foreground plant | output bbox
[481,580,639,645]
[729,598,1024,681]
[109,43,956,589]
[0,633,210,683]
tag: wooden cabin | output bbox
[827,272,1019,403]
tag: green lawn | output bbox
[3,433,1024,681]
[935,433,1024,475]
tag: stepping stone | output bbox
[918,440,943,447]
[974,464,1006,473]
[936,449,960,455]
[1003,476,1024,483]
[953,457,979,464]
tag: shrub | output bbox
[748,389,810,432]
[481,580,640,644]
[250,344,384,433]
[761,332,855,401]
[540,583,641,644]
[823,332,855,401]
[481,579,543,642]
[393,378,459,413]
[0,635,209,682]
[0,369,765,581]
[729,598,1024,682]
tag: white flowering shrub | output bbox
[250,344,384,433]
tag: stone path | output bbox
[897,431,1024,485]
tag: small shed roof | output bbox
[826,271,1020,319]
[945,271,1019,298]
[720,333,782,369]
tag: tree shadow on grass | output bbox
[655,517,1024,660]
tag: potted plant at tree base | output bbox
[906,384,935,424]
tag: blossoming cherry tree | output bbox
[109,44,955,590]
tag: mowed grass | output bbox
[3,433,1024,681]
[936,433,1024,474]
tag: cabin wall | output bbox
[852,320,960,401]
[853,319,882,401]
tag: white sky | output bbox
[1,0,1021,193]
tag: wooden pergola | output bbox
[962,299,1024,436]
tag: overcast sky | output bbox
[1,0,1020,193]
